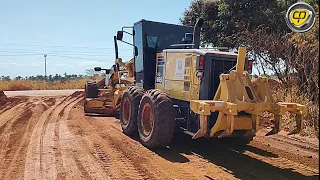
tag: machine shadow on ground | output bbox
[85,113,120,119]
[131,130,319,180]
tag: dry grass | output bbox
[276,88,318,138]
[259,81,319,138]
[0,77,103,91]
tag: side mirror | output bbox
[94,67,102,71]
[134,46,138,56]
[116,31,123,41]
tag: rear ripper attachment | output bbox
[190,47,307,139]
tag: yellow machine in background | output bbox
[84,57,135,115]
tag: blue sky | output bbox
[0,0,192,78]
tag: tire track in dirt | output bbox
[0,96,28,114]
[0,101,34,179]
[38,96,73,180]
[71,101,319,180]
[1,109,33,179]
[89,118,256,180]
[69,105,154,179]
[69,116,154,180]
[255,129,319,157]
[69,104,214,180]
[243,150,318,177]
[0,102,30,128]
[23,96,72,180]
[38,96,75,179]
[0,97,57,180]
[55,96,87,180]
[57,96,111,180]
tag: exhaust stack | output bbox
[192,18,204,49]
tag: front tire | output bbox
[138,90,176,149]
[119,87,144,136]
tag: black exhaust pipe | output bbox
[114,36,119,60]
[192,18,204,49]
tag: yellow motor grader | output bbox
[84,37,135,115]
[87,18,306,149]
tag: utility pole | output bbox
[44,54,47,81]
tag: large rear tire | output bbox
[120,86,144,136]
[138,90,176,149]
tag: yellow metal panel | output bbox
[191,84,200,100]
[236,47,246,73]
[165,53,185,80]
[190,55,200,100]
[209,113,253,137]
[87,100,104,108]
[164,52,197,101]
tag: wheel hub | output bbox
[141,103,154,137]
[122,98,131,125]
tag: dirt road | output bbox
[0,92,318,180]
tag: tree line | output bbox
[181,0,319,102]
[0,69,104,82]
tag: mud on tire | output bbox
[138,90,176,149]
[120,86,144,136]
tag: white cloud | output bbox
[9,62,19,66]
[77,60,102,67]
[0,64,8,69]
[53,63,69,68]
[29,63,40,67]
[0,62,40,69]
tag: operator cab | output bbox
[116,19,196,89]
[115,19,252,98]
[133,20,196,90]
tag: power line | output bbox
[0,54,134,59]
[0,43,132,50]
[0,48,134,57]
[0,54,43,56]
[49,54,133,61]
[0,48,133,54]
[0,50,122,56]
